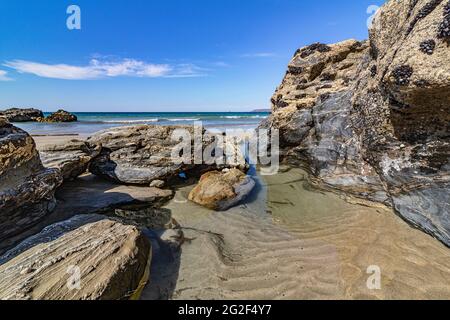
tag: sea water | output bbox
[13,112,269,136]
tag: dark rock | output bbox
[42,110,77,123]
[0,108,44,122]
[297,43,332,58]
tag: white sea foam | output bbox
[102,118,160,123]
[221,115,266,119]
[166,118,201,121]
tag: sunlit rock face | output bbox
[0,215,151,300]
[0,119,62,254]
[264,0,450,246]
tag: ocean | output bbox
[13,112,270,136]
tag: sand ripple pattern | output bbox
[143,169,450,300]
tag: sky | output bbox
[0,0,385,112]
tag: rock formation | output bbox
[52,174,174,225]
[41,109,78,122]
[0,119,62,254]
[39,140,101,181]
[87,125,247,185]
[188,169,255,211]
[0,108,44,122]
[263,0,450,246]
[0,215,151,300]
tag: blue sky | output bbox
[0,0,385,112]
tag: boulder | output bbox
[0,120,62,255]
[42,110,77,123]
[0,215,151,300]
[87,125,247,185]
[188,169,255,211]
[39,140,101,181]
[264,0,450,246]
[0,108,44,122]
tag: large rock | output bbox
[0,215,151,300]
[261,39,387,203]
[52,174,174,222]
[264,0,450,246]
[352,0,450,245]
[0,120,62,254]
[188,169,255,211]
[0,108,44,122]
[87,125,247,185]
[39,140,101,181]
[1,174,174,253]
[42,110,77,123]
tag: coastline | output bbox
[29,131,450,300]
[13,111,269,137]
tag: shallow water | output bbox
[143,167,450,300]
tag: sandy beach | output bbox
[27,134,450,300]
[142,166,450,300]
[33,135,87,149]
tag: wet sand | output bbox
[31,134,450,300]
[143,167,450,300]
[33,135,88,149]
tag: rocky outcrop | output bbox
[88,125,198,185]
[261,39,387,203]
[39,140,101,181]
[0,215,151,300]
[188,169,255,211]
[87,125,247,185]
[41,110,77,123]
[0,119,62,255]
[0,108,44,122]
[264,0,450,246]
[52,174,173,224]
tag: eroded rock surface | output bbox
[87,125,246,185]
[188,169,255,211]
[0,120,62,254]
[40,109,78,123]
[264,0,450,245]
[0,215,151,300]
[39,140,101,181]
[52,174,173,220]
[0,108,44,122]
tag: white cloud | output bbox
[240,52,276,58]
[0,70,12,81]
[3,58,206,80]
